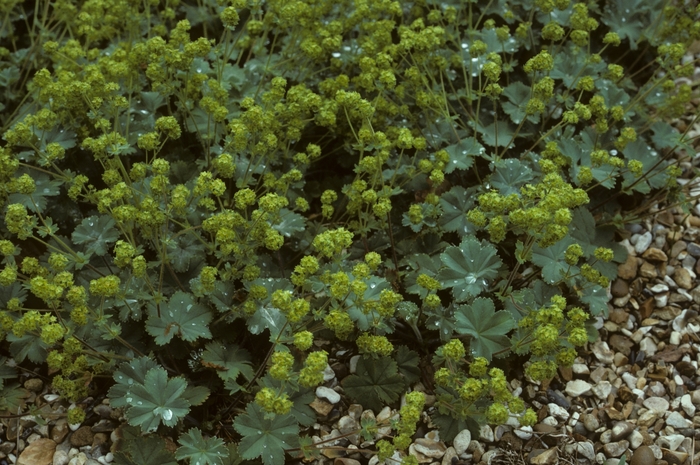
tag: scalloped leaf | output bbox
[454,297,515,361]
[438,237,502,302]
[175,428,228,465]
[200,341,254,382]
[233,403,299,465]
[146,291,213,345]
[71,215,120,256]
[438,185,476,234]
[342,356,407,411]
[125,367,190,433]
[108,357,160,408]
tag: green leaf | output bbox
[126,367,190,432]
[200,342,254,382]
[115,435,178,465]
[233,403,299,465]
[6,332,48,364]
[0,383,29,414]
[395,346,421,385]
[502,81,538,124]
[345,276,393,332]
[146,291,213,345]
[438,185,476,234]
[438,237,502,302]
[531,236,576,284]
[578,284,609,317]
[425,305,456,341]
[175,428,228,465]
[8,172,62,213]
[342,356,407,411]
[478,121,516,148]
[454,297,514,361]
[430,408,482,443]
[272,208,306,238]
[0,357,17,390]
[182,386,210,407]
[71,215,120,256]
[490,159,534,196]
[166,233,206,273]
[108,357,160,408]
[443,138,481,173]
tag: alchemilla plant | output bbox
[0,0,698,463]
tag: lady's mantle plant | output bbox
[0,0,698,463]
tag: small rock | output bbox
[643,397,669,414]
[658,434,685,451]
[51,419,70,443]
[69,426,94,448]
[639,337,658,356]
[581,413,600,432]
[609,334,634,355]
[17,438,56,465]
[334,459,361,465]
[23,379,43,392]
[666,411,692,428]
[671,240,687,257]
[592,341,614,365]
[592,381,613,400]
[310,398,333,416]
[640,261,658,278]
[635,232,653,254]
[687,242,700,257]
[441,447,457,465]
[681,394,696,416]
[630,445,656,465]
[53,449,70,465]
[611,279,629,297]
[603,440,629,458]
[565,380,592,397]
[412,438,446,459]
[643,247,668,261]
[316,386,340,404]
[611,422,635,441]
[572,363,590,375]
[674,268,693,289]
[452,429,471,455]
[547,403,569,421]
[479,425,494,442]
[618,255,639,280]
[530,448,558,465]
[564,442,595,461]
[514,426,533,440]
[628,430,644,449]
[663,449,688,465]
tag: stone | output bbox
[514,426,533,440]
[334,459,361,465]
[564,442,595,461]
[635,232,653,254]
[611,422,635,441]
[479,425,494,442]
[671,240,687,257]
[630,446,656,465]
[51,419,70,443]
[441,447,457,465]
[310,398,333,416]
[681,394,696,416]
[609,334,634,356]
[643,247,668,261]
[592,341,614,365]
[643,397,669,414]
[666,411,692,428]
[53,450,69,465]
[412,438,446,459]
[687,242,700,257]
[674,268,693,289]
[611,279,629,297]
[17,438,56,465]
[69,426,94,447]
[603,440,629,458]
[637,410,658,427]
[530,448,558,465]
[316,386,340,404]
[618,255,639,280]
[547,403,569,421]
[639,337,658,356]
[628,430,644,449]
[452,429,471,455]
[565,380,592,397]
[593,381,612,400]
[658,434,685,451]
[23,378,43,392]
[581,413,600,432]
[662,450,688,465]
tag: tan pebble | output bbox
[630,445,655,465]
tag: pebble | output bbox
[666,411,693,428]
[635,232,653,254]
[547,403,569,421]
[316,386,341,404]
[658,434,685,451]
[592,341,615,365]
[479,425,494,442]
[674,267,693,289]
[565,379,592,397]
[629,430,644,449]
[611,422,635,441]
[611,279,629,297]
[687,242,700,257]
[603,440,629,458]
[452,429,471,455]
[681,394,696,415]
[16,438,56,465]
[643,247,668,261]
[643,396,670,414]
[630,445,656,465]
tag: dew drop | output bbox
[162,409,173,421]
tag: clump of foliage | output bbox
[0,0,697,463]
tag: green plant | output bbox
[0,0,698,463]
